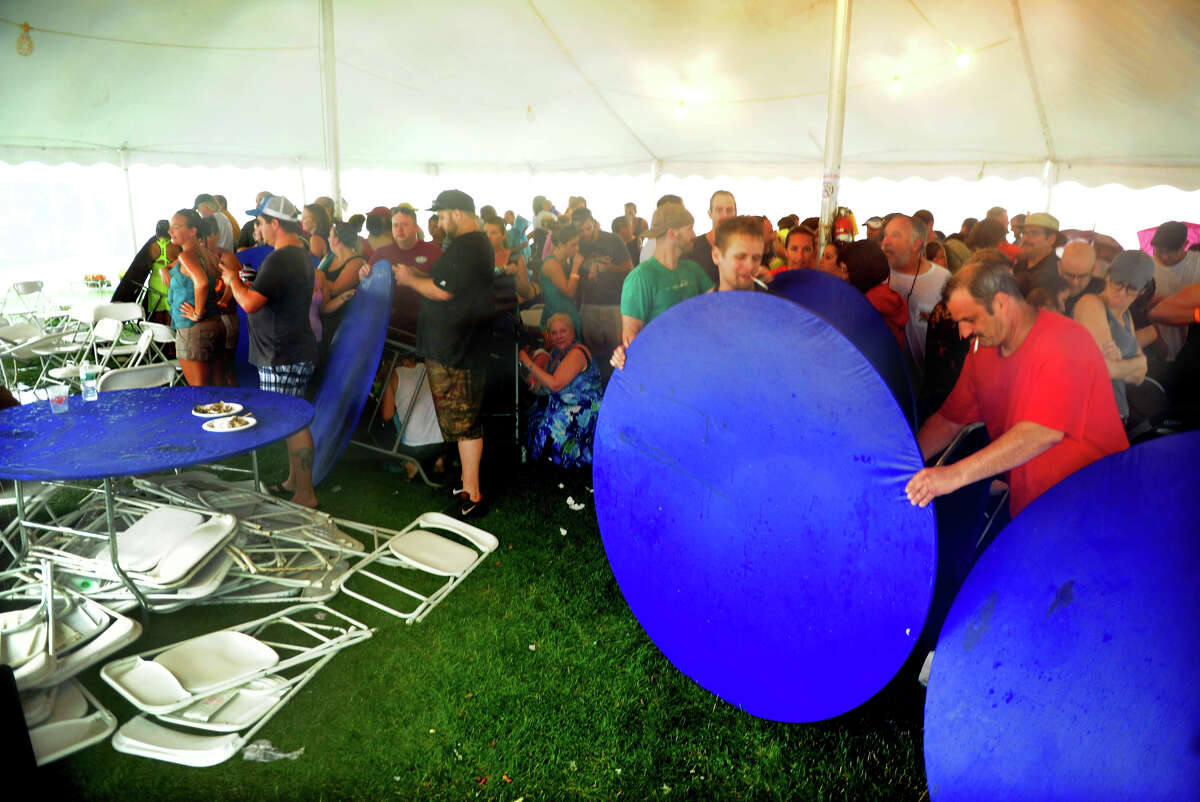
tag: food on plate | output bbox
[193,401,235,414]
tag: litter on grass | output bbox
[559,528,567,536]
[565,496,586,511]
[242,740,304,762]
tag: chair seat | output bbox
[389,529,480,575]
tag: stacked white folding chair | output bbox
[2,562,134,765]
[102,604,371,766]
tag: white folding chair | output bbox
[1,281,45,324]
[96,361,175,392]
[101,603,371,716]
[336,512,499,624]
[24,679,118,766]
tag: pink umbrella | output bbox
[1137,222,1200,254]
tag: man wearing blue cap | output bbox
[391,189,494,518]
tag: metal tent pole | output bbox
[119,145,138,252]
[818,0,852,254]
[319,0,342,217]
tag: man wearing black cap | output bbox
[1149,221,1200,362]
[391,189,494,518]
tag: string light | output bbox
[890,75,903,95]
[526,105,535,123]
[954,49,971,71]
[675,100,687,119]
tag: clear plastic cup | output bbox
[48,384,69,414]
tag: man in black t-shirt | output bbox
[571,208,633,386]
[218,194,320,508]
[392,189,494,518]
[691,190,738,285]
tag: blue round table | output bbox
[0,386,313,611]
[0,386,313,481]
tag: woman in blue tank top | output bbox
[167,208,224,386]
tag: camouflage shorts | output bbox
[426,361,485,441]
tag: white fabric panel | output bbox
[0,0,1197,188]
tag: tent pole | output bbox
[818,0,852,254]
[1041,159,1059,212]
[319,0,342,218]
[119,145,137,252]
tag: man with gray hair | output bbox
[905,252,1127,519]
[194,193,235,251]
[883,213,950,376]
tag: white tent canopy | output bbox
[2,0,1199,188]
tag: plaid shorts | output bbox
[426,360,485,441]
[258,361,315,397]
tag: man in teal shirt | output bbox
[616,203,713,359]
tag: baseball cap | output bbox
[368,205,391,219]
[865,216,883,230]
[245,194,300,223]
[1150,221,1188,252]
[193,193,216,209]
[644,203,694,240]
[428,189,475,213]
[1023,212,1066,246]
[1107,250,1154,291]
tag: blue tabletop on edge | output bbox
[0,387,314,481]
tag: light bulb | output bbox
[675,100,687,119]
[954,50,971,71]
[890,75,903,95]
[526,105,535,122]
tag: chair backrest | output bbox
[13,281,43,296]
[142,321,174,342]
[92,317,126,343]
[126,328,155,367]
[92,302,144,324]
[97,363,177,392]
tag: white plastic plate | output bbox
[202,415,257,433]
[191,402,243,418]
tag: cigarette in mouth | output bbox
[973,337,980,354]
[753,277,768,290]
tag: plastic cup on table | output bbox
[48,384,69,414]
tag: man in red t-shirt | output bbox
[371,205,443,335]
[905,252,1128,517]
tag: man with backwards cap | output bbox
[391,190,494,518]
[216,194,320,508]
[610,202,714,370]
[905,251,1127,520]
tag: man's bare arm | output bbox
[905,420,1064,507]
[915,412,967,462]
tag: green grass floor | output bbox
[37,442,929,801]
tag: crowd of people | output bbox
[112,186,1198,522]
